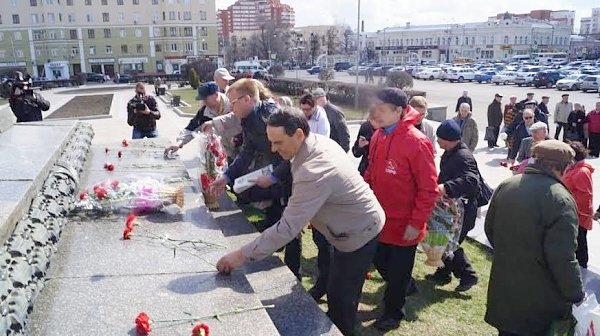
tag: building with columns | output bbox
[0,0,218,79]
[370,15,572,64]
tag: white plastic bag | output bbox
[573,293,599,336]
[233,165,273,194]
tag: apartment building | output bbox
[580,8,600,35]
[0,0,218,79]
[217,0,294,42]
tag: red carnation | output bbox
[118,151,123,158]
[123,227,133,240]
[111,180,120,190]
[200,174,212,191]
[134,312,152,335]
[106,163,114,171]
[500,161,508,168]
[307,224,313,230]
[126,214,137,230]
[122,139,129,147]
[192,323,210,336]
[95,187,108,200]
[365,272,372,280]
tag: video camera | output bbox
[130,94,147,111]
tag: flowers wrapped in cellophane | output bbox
[420,195,464,267]
[74,177,185,215]
[195,131,228,210]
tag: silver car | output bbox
[556,74,587,91]
[581,76,600,93]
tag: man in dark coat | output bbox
[484,140,584,336]
[313,88,351,152]
[9,75,50,122]
[352,118,376,175]
[516,92,534,111]
[507,109,536,163]
[455,90,472,112]
[425,119,480,292]
[538,96,550,115]
[505,100,548,141]
[487,93,503,148]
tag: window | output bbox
[15,49,24,58]
[85,0,92,5]
[67,0,73,5]
[68,13,76,23]
[201,42,208,50]
[155,44,162,52]
[33,30,42,40]
[183,27,192,36]
[503,35,509,44]
[86,14,93,23]
[0,33,4,41]
[199,27,207,36]
[102,13,109,22]
[89,46,96,55]
[183,11,192,20]
[70,29,77,39]
[71,47,78,56]
[422,50,432,58]
[101,0,107,4]
[170,43,177,52]
[121,44,128,54]
[134,29,141,37]
[169,27,177,36]
[0,50,6,58]
[136,44,143,53]
[118,13,125,23]
[199,11,207,20]
[117,0,123,4]
[153,27,161,37]
[32,14,39,23]
[169,11,176,20]
[105,45,112,54]
[50,49,58,56]
[152,12,160,23]
[103,28,111,38]
[185,42,193,51]
[12,15,20,24]
[519,36,523,44]
[14,32,22,40]
[59,13,62,22]
[156,61,163,70]
[88,29,95,38]
[133,13,140,23]
[119,29,126,38]
[46,0,53,4]
[48,31,56,39]
[31,0,38,6]
[152,0,158,4]
[491,36,495,44]
[133,0,139,4]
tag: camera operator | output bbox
[8,73,50,123]
[127,82,161,139]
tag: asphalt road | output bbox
[285,70,600,133]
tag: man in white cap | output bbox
[214,68,235,93]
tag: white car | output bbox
[514,72,537,87]
[416,68,443,80]
[446,68,476,83]
[491,71,517,85]
[556,74,587,91]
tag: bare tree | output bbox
[309,33,321,64]
[326,27,338,55]
[341,28,354,54]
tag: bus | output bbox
[511,54,531,62]
[532,52,568,65]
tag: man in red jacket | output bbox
[365,88,439,332]
[586,102,600,157]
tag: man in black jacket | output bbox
[205,79,301,278]
[8,74,50,122]
[538,96,550,115]
[352,118,376,176]
[516,92,534,111]
[455,91,472,113]
[127,82,160,139]
[487,93,503,148]
[313,88,351,152]
[425,119,480,292]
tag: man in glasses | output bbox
[507,108,536,164]
[299,93,330,137]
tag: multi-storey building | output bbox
[0,0,218,79]
[580,8,600,35]
[217,0,294,43]
[494,10,576,33]
[370,15,572,64]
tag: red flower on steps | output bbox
[192,323,210,336]
[95,187,108,200]
[123,227,133,240]
[200,174,213,191]
[134,312,152,335]
[122,139,129,147]
[125,214,137,230]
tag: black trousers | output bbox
[498,331,523,336]
[265,201,302,279]
[327,235,379,336]
[373,243,418,320]
[488,126,500,147]
[437,200,478,280]
[576,226,589,269]
[589,133,600,157]
[555,122,566,141]
[312,229,332,293]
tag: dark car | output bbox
[307,66,321,75]
[532,71,564,88]
[373,65,394,76]
[474,71,496,83]
[85,72,105,83]
[334,62,352,71]
[114,74,132,84]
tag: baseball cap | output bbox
[495,93,503,98]
[198,82,219,100]
[214,68,234,81]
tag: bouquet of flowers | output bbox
[421,195,464,267]
[196,132,228,210]
[75,178,184,214]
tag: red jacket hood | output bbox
[572,161,595,174]
[389,105,420,135]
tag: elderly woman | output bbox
[563,141,594,269]
[566,102,587,144]
[453,102,479,152]
[516,122,549,162]
[277,96,293,107]
[507,109,536,163]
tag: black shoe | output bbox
[373,316,401,331]
[406,281,419,296]
[308,286,327,301]
[455,276,478,292]
[424,273,451,286]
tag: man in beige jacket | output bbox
[217,107,385,335]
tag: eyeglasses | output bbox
[230,95,247,105]
[524,116,533,120]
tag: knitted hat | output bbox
[436,119,462,141]
[531,140,574,163]
[198,82,219,100]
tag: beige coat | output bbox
[453,114,479,152]
[419,119,437,154]
[240,133,385,261]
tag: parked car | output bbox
[556,74,587,91]
[373,65,395,76]
[347,65,368,76]
[334,62,353,71]
[514,73,536,87]
[387,66,405,74]
[474,71,496,83]
[446,68,476,83]
[114,74,132,83]
[416,68,443,80]
[532,71,565,88]
[307,66,321,75]
[581,75,600,93]
[85,72,106,83]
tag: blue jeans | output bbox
[132,128,158,139]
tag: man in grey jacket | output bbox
[554,93,573,141]
[217,107,385,335]
[313,88,351,152]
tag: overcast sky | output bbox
[215,0,595,32]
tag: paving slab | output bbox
[0,181,35,240]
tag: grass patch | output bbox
[46,94,113,119]
[227,191,495,335]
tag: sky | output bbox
[215,0,595,32]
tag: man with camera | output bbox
[127,82,161,139]
[8,72,50,123]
